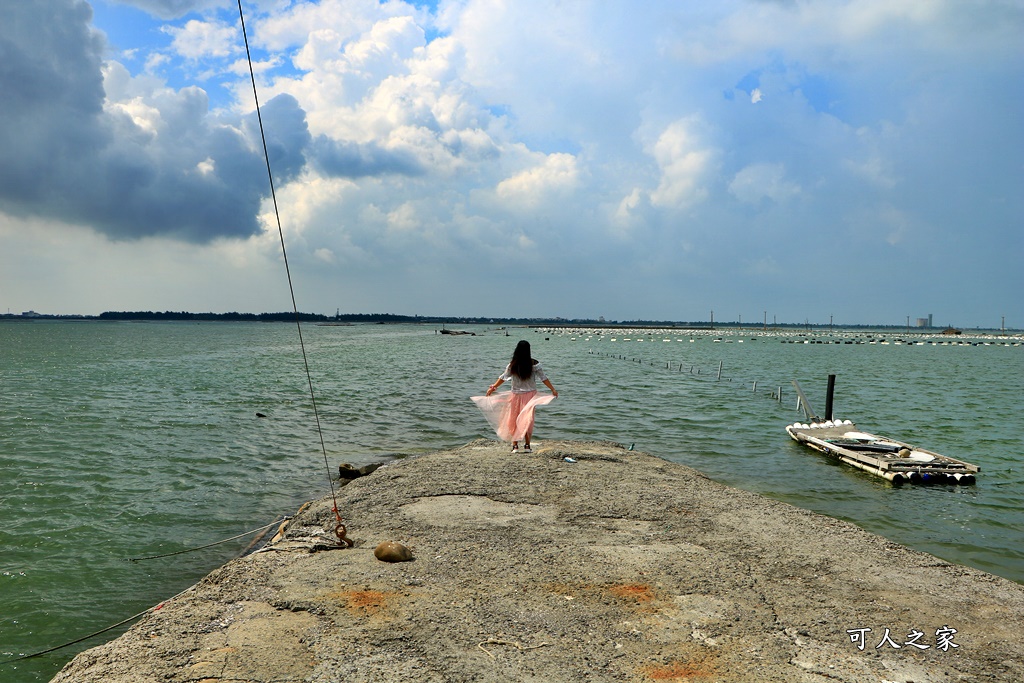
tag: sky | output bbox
[1,0,1021,327]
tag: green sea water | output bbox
[1,320,1022,681]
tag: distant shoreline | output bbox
[1,311,1019,333]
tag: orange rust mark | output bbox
[607,583,655,602]
[640,661,711,680]
[333,589,393,613]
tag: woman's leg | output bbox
[509,391,538,443]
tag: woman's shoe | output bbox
[511,444,518,453]
[523,445,532,453]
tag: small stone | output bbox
[374,541,413,562]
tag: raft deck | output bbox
[786,420,979,485]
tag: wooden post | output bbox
[825,374,836,421]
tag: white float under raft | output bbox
[785,420,979,485]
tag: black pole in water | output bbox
[825,374,836,421]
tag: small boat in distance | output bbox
[786,420,979,485]
[786,376,979,485]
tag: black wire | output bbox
[124,518,285,562]
[235,0,342,519]
[0,609,152,665]
[3,5,343,669]
[0,580,198,666]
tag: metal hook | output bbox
[335,522,353,548]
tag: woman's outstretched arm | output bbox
[486,378,504,396]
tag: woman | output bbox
[473,340,557,452]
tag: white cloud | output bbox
[495,153,580,208]
[648,119,714,209]
[614,187,645,231]
[729,163,801,205]
[844,154,898,189]
[1,0,1020,325]
[163,19,239,61]
[313,247,336,263]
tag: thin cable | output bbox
[124,518,285,562]
[236,1,345,536]
[1,517,289,666]
[0,584,195,666]
[0,610,150,665]
[2,6,344,670]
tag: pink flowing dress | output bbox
[471,391,556,442]
[473,360,555,442]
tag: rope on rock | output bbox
[2,6,350,671]
[236,0,349,547]
[0,584,195,665]
[124,517,287,562]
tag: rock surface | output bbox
[52,440,1024,682]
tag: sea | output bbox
[1,320,1022,681]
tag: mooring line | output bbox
[2,506,304,668]
[236,0,348,546]
[123,518,286,562]
[0,611,152,665]
[3,5,347,670]
[0,583,196,666]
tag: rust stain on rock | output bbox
[334,589,393,614]
[545,581,662,612]
[607,583,655,603]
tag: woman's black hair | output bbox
[510,340,533,379]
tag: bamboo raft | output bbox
[787,377,979,485]
[785,420,978,485]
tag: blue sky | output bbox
[1,0,1021,327]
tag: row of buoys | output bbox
[545,327,1022,345]
[893,470,976,486]
[779,339,1021,346]
[791,419,854,429]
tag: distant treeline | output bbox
[0,311,1013,331]
[96,311,331,322]
[90,311,623,325]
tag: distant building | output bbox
[915,314,934,328]
[21,310,41,318]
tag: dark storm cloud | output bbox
[0,0,310,243]
[0,0,107,199]
[310,137,426,178]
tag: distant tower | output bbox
[928,314,933,328]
